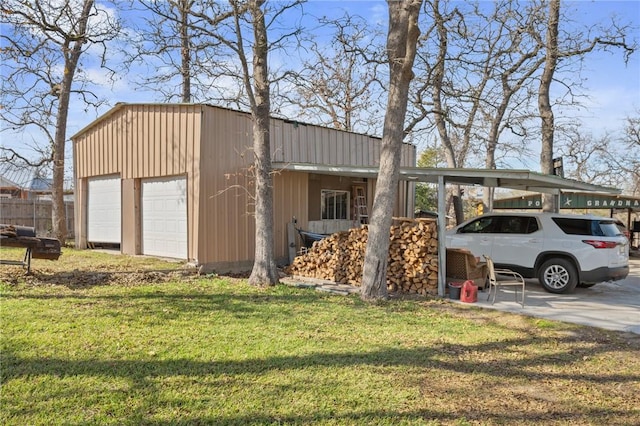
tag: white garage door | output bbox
[142,177,188,259]
[87,176,121,244]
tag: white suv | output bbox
[446,212,629,294]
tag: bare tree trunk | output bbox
[361,0,422,301]
[246,0,278,286]
[180,0,192,102]
[539,0,560,212]
[51,0,94,244]
[429,0,466,224]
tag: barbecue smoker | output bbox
[0,224,62,273]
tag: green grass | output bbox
[1,248,639,425]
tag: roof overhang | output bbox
[272,163,621,195]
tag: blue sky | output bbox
[1,0,638,174]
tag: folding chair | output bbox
[484,255,525,307]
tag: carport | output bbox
[273,163,621,297]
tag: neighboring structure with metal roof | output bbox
[0,163,53,199]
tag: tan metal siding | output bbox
[269,119,417,168]
[197,108,310,268]
[73,104,202,261]
[273,171,308,260]
[74,104,416,268]
[121,178,139,255]
[198,107,254,265]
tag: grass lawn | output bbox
[1,247,639,425]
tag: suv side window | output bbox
[552,217,622,237]
[597,220,622,237]
[553,218,590,235]
[459,216,497,233]
[497,216,539,234]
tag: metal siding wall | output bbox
[271,118,417,168]
[273,171,308,259]
[121,178,137,255]
[187,108,200,261]
[199,107,255,265]
[73,104,202,261]
[74,105,417,266]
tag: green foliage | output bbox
[415,148,438,213]
[415,182,438,213]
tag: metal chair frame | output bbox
[484,255,525,307]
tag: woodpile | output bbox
[286,217,439,295]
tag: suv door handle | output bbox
[528,238,541,243]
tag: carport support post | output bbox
[437,175,446,298]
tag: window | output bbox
[459,216,540,234]
[459,217,497,234]
[321,190,349,220]
[497,216,540,234]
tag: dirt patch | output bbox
[0,265,198,289]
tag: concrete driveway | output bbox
[465,256,640,334]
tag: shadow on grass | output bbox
[124,407,636,426]
[4,273,640,423]
[2,334,638,424]
[3,335,639,383]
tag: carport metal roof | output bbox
[273,162,622,297]
[273,163,621,195]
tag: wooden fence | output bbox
[0,199,74,239]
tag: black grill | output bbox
[0,224,62,272]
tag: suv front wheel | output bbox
[538,258,578,294]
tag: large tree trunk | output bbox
[247,0,278,286]
[51,0,94,244]
[180,0,191,102]
[361,0,422,301]
[539,0,560,212]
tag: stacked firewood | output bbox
[286,217,439,295]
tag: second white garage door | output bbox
[142,177,188,259]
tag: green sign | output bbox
[494,193,640,210]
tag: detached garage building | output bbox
[72,103,415,272]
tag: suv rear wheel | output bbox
[538,258,578,294]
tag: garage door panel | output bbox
[87,176,121,244]
[142,177,187,259]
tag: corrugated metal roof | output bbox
[272,163,621,195]
[0,163,52,192]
